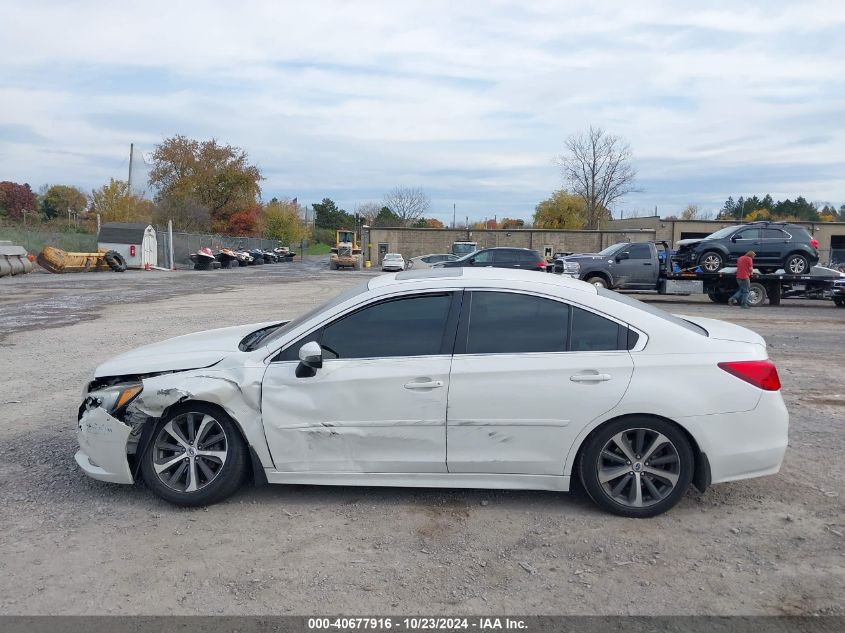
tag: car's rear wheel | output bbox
[579,416,694,518]
[584,275,608,289]
[785,253,809,275]
[141,404,248,507]
[698,251,724,273]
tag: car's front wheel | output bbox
[141,404,248,507]
[579,416,694,518]
[698,251,724,273]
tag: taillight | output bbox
[537,261,546,269]
[718,360,781,391]
[811,238,819,250]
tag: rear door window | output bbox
[493,249,518,265]
[464,292,569,353]
[518,250,541,265]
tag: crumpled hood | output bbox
[675,238,707,248]
[94,321,282,378]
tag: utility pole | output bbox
[452,203,456,229]
[128,143,134,192]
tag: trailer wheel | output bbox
[104,250,127,272]
[747,282,767,307]
[834,298,845,308]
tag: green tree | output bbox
[533,190,587,229]
[264,199,308,244]
[148,135,262,232]
[90,179,153,223]
[313,198,354,230]
[40,184,87,220]
[374,206,401,227]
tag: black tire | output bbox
[193,261,212,271]
[747,281,767,307]
[833,298,844,308]
[698,251,724,273]
[141,403,249,507]
[584,275,608,289]
[104,250,127,272]
[579,416,694,518]
[707,291,731,304]
[784,253,809,275]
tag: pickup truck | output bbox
[553,241,840,307]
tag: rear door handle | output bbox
[404,380,444,390]
[570,373,612,382]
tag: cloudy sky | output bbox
[2,0,844,222]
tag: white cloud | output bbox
[1,0,844,218]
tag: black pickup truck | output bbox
[552,241,840,307]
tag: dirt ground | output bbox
[0,262,843,615]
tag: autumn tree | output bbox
[148,135,263,232]
[558,127,637,228]
[265,198,308,244]
[680,204,700,221]
[533,190,587,229]
[90,178,154,223]
[0,181,37,220]
[500,218,525,229]
[40,184,87,220]
[383,186,430,226]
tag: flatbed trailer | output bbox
[556,241,840,307]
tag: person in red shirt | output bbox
[729,251,756,308]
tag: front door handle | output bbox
[404,380,444,390]
[570,373,612,383]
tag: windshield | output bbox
[258,281,370,350]
[597,243,628,257]
[452,243,476,256]
[703,226,737,240]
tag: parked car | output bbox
[381,253,405,271]
[407,253,459,269]
[436,247,547,271]
[672,221,819,274]
[833,277,845,307]
[76,268,788,517]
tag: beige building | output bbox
[364,227,656,263]
[365,218,845,265]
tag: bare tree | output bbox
[383,186,430,226]
[681,203,700,220]
[355,201,383,225]
[558,127,638,229]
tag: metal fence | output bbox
[156,227,286,269]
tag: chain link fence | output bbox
[155,227,287,269]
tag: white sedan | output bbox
[76,268,788,517]
[407,253,459,269]
[381,253,405,271]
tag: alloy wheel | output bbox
[596,428,681,508]
[700,253,722,272]
[152,412,228,493]
[787,257,807,274]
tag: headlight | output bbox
[563,261,580,274]
[85,384,143,415]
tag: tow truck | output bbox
[553,241,841,307]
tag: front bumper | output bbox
[76,407,134,484]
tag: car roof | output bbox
[368,267,596,295]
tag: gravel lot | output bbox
[0,262,843,615]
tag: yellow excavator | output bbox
[329,229,363,270]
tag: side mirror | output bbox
[468,257,476,265]
[616,252,629,261]
[730,236,739,242]
[298,341,323,369]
